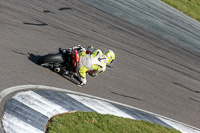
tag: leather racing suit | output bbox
[77,46,108,85]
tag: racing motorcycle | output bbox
[37,45,86,86]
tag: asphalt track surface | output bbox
[1,0,200,130]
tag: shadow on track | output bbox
[27,53,81,86]
[27,53,41,64]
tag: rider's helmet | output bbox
[104,50,115,65]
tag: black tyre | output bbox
[37,53,65,66]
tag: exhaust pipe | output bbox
[54,68,60,72]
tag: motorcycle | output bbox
[37,45,86,86]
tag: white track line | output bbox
[158,117,200,133]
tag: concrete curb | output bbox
[1,85,200,133]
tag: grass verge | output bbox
[45,111,180,133]
[161,0,200,21]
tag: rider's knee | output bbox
[80,77,87,85]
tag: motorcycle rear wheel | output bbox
[37,53,65,66]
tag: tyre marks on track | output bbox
[23,7,72,26]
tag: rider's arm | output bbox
[87,46,103,55]
[90,64,106,77]
[87,46,96,53]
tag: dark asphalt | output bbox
[0,0,200,129]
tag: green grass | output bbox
[161,0,200,21]
[45,111,180,133]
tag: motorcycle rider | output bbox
[72,45,115,86]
